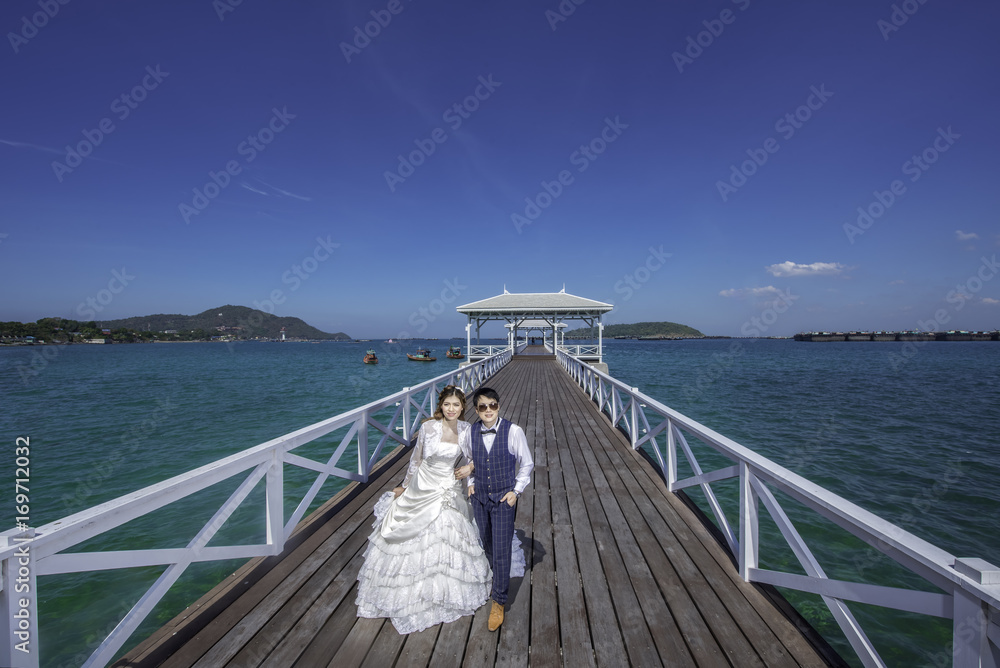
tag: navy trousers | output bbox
[470,491,516,605]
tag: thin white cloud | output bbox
[766,261,846,277]
[0,138,126,166]
[719,286,781,298]
[270,185,311,201]
[983,297,1000,305]
[244,177,312,201]
[0,139,64,155]
[241,182,269,196]
[956,230,979,241]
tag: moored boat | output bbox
[407,348,436,361]
[445,345,464,359]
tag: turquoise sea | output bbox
[2,339,998,667]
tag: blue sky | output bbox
[2,0,998,338]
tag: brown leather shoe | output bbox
[488,600,504,632]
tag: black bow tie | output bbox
[482,428,497,435]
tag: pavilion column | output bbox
[465,321,471,356]
[598,319,604,363]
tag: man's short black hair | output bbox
[472,386,500,406]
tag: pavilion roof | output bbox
[456,290,613,319]
[505,319,567,329]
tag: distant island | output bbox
[564,321,705,339]
[0,305,351,343]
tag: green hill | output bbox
[99,305,350,340]
[565,321,704,339]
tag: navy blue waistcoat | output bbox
[472,419,517,496]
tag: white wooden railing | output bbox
[557,344,600,358]
[0,350,511,668]
[557,348,1000,668]
[469,344,512,358]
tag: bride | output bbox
[355,385,491,634]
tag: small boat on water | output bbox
[445,345,464,359]
[407,348,436,362]
[363,349,378,364]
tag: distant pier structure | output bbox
[795,330,999,342]
[455,287,613,372]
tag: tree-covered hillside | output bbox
[100,305,350,340]
[1,306,350,342]
[564,321,704,339]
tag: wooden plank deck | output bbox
[116,351,840,667]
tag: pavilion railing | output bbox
[468,344,510,358]
[557,344,600,357]
[0,350,511,668]
[556,348,1000,668]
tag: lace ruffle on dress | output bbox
[356,420,492,635]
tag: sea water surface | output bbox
[2,339,998,666]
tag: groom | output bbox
[466,387,534,631]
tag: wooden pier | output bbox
[116,349,837,667]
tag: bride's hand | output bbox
[393,486,404,497]
[454,464,473,480]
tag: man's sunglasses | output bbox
[476,402,499,412]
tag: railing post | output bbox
[402,388,411,441]
[358,410,369,482]
[630,388,639,447]
[265,450,283,554]
[666,419,677,491]
[739,462,759,581]
[1,530,39,668]
[952,559,1000,668]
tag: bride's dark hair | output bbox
[424,385,467,423]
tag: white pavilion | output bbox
[455,288,613,371]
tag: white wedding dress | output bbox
[357,419,524,635]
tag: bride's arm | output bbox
[398,422,427,493]
[454,422,475,484]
